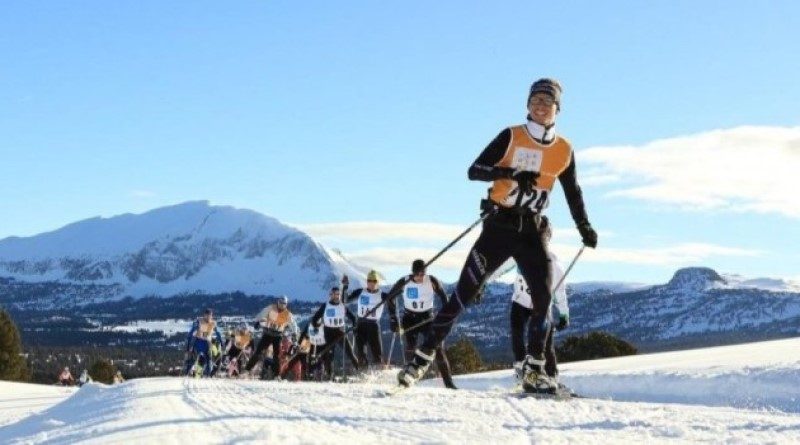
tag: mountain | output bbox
[0,201,367,301]
[453,266,800,356]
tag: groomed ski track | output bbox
[2,337,799,444]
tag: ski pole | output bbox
[384,333,397,368]
[552,245,586,293]
[361,211,494,320]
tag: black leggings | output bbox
[403,310,454,387]
[322,327,360,374]
[422,211,552,358]
[354,320,383,366]
[245,332,281,375]
[510,301,558,377]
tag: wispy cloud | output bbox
[580,126,800,218]
[299,221,472,242]
[554,242,762,266]
[305,220,762,280]
[129,190,156,199]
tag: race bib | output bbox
[511,147,543,172]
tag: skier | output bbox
[245,296,298,380]
[308,286,360,379]
[222,324,254,377]
[184,308,224,377]
[113,370,125,384]
[282,320,330,381]
[58,366,75,386]
[342,270,390,367]
[510,216,569,385]
[398,78,597,392]
[78,369,92,387]
[387,259,456,389]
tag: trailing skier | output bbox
[308,286,360,379]
[398,78,597,393]
[388,259,457,389]
[245,296,299,380]
[510,216,569,387]
[222,324,254,377]
[342,270,390,368]
[184,308,224,377]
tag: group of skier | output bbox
[181,77,595,394]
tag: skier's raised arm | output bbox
[468,129,515,181]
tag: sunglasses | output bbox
[529,96,556,107]
[367,279,378,283]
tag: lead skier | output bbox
[398,78,597,392]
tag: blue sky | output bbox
[1,1,799,284]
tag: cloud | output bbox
[299,221,480,243]
[549,242,761,266]
[580,126,800,218]
[129,190,156,199]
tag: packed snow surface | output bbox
[2,337,799,444]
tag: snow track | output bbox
[2,338,799,443]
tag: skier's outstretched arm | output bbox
[557,153,589,226]
[309,303,326,327]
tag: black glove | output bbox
[341,275,349,287]
[556,315,569,331]
[577,221,598,248]
[512,170,540,195]
[389,319,399,333]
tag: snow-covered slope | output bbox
[0,201,367,300]
[0,382,75,428]
[1,337,799,444]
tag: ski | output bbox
[379,384,411,397]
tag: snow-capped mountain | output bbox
[454,266,800,355]
[0,201,367,300]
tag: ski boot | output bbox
[521,354,556,394]
[397,349,433,387]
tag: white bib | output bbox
[357,289,385,320]
[403,275,436,313]
[323,302,347,328]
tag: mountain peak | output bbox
[666,267,726,292]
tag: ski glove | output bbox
[512,170,540,195]
[577,221,598,248]
[389,319,399,333]
[556,315,569,331]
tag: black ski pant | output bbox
[354,319,383,366]
[421,210,552,360]
[245,331,281,376]
[510,301,558,377]
[403,310,455,388]
[322,326,359,376]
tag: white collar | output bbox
[525,120,556,144]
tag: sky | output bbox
[1,1,799,285]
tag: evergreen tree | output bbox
[0,309,30,381]
[557,331,637,362]
[445,337,483,375]
[89,358,117,384]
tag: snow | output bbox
[0,382,75,428]
[2,337,800,443]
